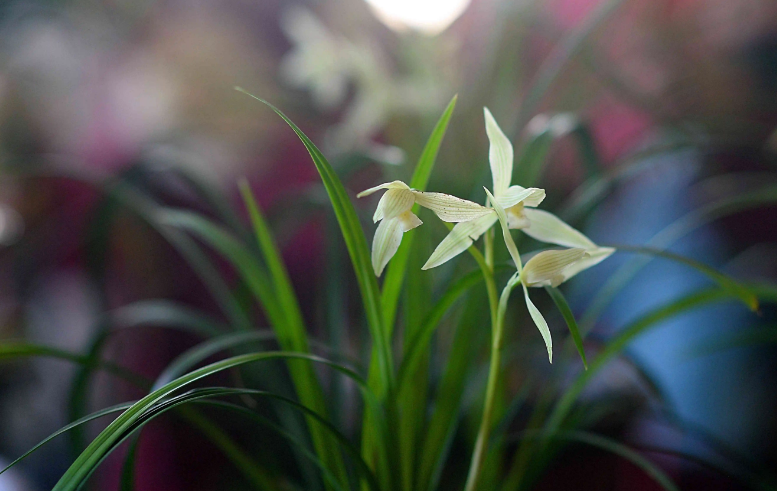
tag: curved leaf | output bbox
[52,351,380,491]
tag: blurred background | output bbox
[1,0,777,489]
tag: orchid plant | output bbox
[3,87,766,491]
[359,108,615,490]
[360,108,614,362]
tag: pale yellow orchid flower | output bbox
[358,180,491,276]
[424,107,614,272]
[485,188,595,363]
[422,108,545,269]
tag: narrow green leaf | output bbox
[547,288,737,435]
[153,331,276,389]
[417,290,491,491]
[0,342,285,491]
[0,343,145,387]
[544,286,588,369]
[397,269,484,388]
[235,88,392,395]
[513,127,554,187]
[685,326,777,358]
[119,435,140,491]
[0,403,133,476]
[511,431,679,491]
[580,184,777,333]
[68,301,227,454]
[238,179,309,346]
[52,351,381,491]
[381,94,458,330]
[609,244,759,312]
[161,209,349,489]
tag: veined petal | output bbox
[484,188,522,271]
[357,180,411,198]
[558,246,615,282]
[506,203,531,229]
[523,284,553,363]
[520,248,587,287]
[373,188,415,223]
[397,210,423,231]
[484,107,514,196]
[371,217,404,277]
[422,213,497,270]
[413,191,492,222]
[523,208,597,249]
[498,185,546,208]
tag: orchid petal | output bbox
[370,210,423,276]
[520,248,587,287]
[484,108,514,196]
[413,191,492,222]
[498,185,546,208]
[523,284,553,363]
[557,246,615,282]
[422,213,497,270]
[398,210,423,231]
[370,215,405,277]
[484,188,522,271]
[506,203,531,229]
[357,180,411,198]
[373,188,415,223]
[523,208,597,249]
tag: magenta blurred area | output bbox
[0,0,776,490]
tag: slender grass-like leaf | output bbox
[0,403,133,476]
[68,301,228,454]
[513,125,554,187]
[397,236,433,490]
[609,244,759,312]
[685,326,777,358]
[110,300,228,337]
[0,343,144,386]
[161,209,349,487]
[558,140,700,224]
[580,185,777,333]
[153,331,276,389]
[191,390,382,491]
[381,94,458,330]
[238,179,309,347]
[13,167,252,332]
[515,0,627,130]
[544,286,588,369]
[0,342,285,490]
[236,88,395,489]
[570,123,603,179]
[235,88,392,394]
[547,288,738,435]
[397,269,484,388]
[509,431,679,491]
[414,289,492,491]
[119,435,140,491]
[52,351,380,491]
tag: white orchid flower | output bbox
[358,180,491,276]
[422,108,546,270]
[424,108,614,272]
[279,7,355,109]
[486,188,594,363]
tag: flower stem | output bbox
[464,228,502,491]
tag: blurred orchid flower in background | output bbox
[279,7,355,109]
[357,180,490,275]
[279,6,449,157]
